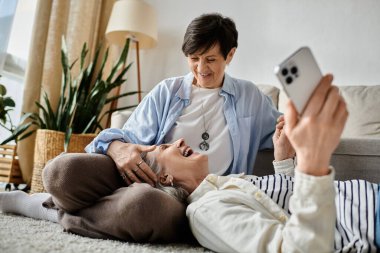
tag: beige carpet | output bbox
[0,213,211,253]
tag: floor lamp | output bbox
[105,0,157,116]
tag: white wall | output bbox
[121,0,380,106]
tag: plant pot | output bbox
[31,129,97,193]
[0,144,24,190]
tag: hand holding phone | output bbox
[274,47,322,114]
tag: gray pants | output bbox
[42,153,192,243]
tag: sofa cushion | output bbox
[334,138,380,156]
[340,85,380,138]
[278,89,289,113]
[278,85,380,138]
[257,84,280,109]
[111,110,133,129]
[256,145,380,182]
[332,138,380,182]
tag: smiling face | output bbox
[187,43,236,89]
[146,138,209,193]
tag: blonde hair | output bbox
[142,152,189,203]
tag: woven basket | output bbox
[31,129,96,193]
[0,144,24,189]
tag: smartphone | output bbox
[274,47,322,114]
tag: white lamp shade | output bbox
[106,0,158,48]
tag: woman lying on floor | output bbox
[0,75,378,252]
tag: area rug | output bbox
[0,213,210,253]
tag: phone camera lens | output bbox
[281,68,288,76]
[290,66,298,74]
[286,77,292,84]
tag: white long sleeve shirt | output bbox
[186,160,378,253]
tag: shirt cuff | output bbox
[273,158,296,176]
[85,128,126,154]
[294,166,335,196]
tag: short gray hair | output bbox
[142,152,189,203]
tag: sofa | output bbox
[111,84,380,182]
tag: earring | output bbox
[161,174,174,187]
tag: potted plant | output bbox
[30,38,137,149]
[0,75,34,190]
[19,38,138,192]
[0,79,34,145]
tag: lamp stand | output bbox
[135,40,142,103]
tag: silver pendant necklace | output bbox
[199,101,210,151]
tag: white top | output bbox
[187,168,336,253]
[164,85,232,175]
[187,161,378,253]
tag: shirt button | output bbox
[255,192,262,199]
[279,215,287,222]
[161,131,165,135]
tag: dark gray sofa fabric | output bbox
[332,138,380,182]
[254,138,380,183]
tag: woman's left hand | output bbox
[284,74,349,176]
[273,115,296,161]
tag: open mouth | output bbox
[199,73,210,78]
[183,146,193,157]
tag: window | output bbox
[0,0,37,142]
[0,0,18,72]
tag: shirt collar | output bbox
[187,173,245,203]
[220,73,236,96]
[175,73,193,102]
[187,174,219,203]
[175,72,236,103]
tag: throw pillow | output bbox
[257,84,280,109]
[340,85,380,138]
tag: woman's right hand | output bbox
[273,115,296,161]
[107,141,157,186]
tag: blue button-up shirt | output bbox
[85,72,281,175]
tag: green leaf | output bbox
[0,136,14,145]
[64,127,73,152]
[82,115,97,133]
[117,38,131,67]
[35,101,52,129]
[18,130,35,141]
[3,97,15,108]
[0,121,33,145]
[14,121,32,133]
[0,121,12,132]
[0,116,6,125]
[28,113,45,129]
[80,42,89,69]
[105,91,139,104]
[61,37,70,81]
[106,38,130,83]
[89,45,103,84]
[42,93,57,129]
[0,84,6,95]
[109,62,133,89]
[19,112,34,123]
